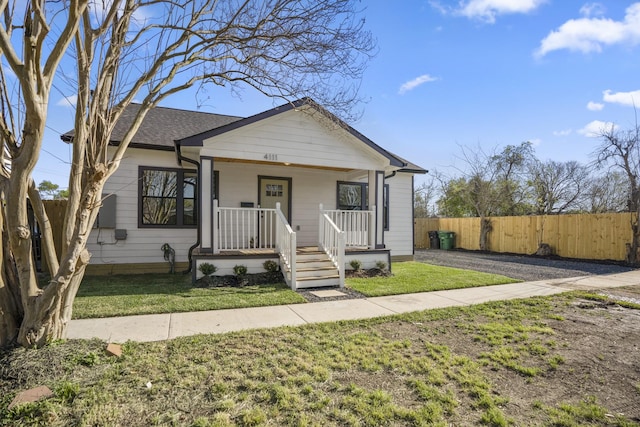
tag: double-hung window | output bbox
[139,167,197,228]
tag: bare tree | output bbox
[414,175,438,218]
[593,122,640,264]
[582,172,630,213]
[0,0,375,347]
[529,159,590,214]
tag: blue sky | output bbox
[36,0,640,189]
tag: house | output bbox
[63,99,426,289]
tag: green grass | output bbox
[348,261,519,297]
[73,274,306,319]
[4,295,637,426]
[73,262,519,319]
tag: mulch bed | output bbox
[194,268,390,303]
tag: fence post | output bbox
[290,231,297,290]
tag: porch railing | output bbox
[214,201,278,251]
[323,206,375,249]
[274,202,297,289]
[318,204,345,288]
[212,200,297,289]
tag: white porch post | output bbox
[368,170,385,249]
[318,203,324,248]
[200,157,214,253]
[212,199,219,254]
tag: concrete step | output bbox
[296,275,341,289]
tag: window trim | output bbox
[138,166,198,229]
[383,183,390,231]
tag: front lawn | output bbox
[72,262,519,319]
[347,261,518,297]
[73,274,305,319]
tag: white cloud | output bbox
[587,101,604,111]
[528,138,542,146]
[578,120,616,137]
[579,3,606,18]
[535,3,640,58]
[457,0,547,23]
[603,89,640,107]
[553,129,572,136]
[57,95,77,107]
[429,0,449,15]
[398,74,438,95]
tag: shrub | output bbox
[199,262,218,277]
[375,260,387,271]
[349,259,362,270]
[263,260,279,273]
[233,264,248,277]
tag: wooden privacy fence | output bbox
[415,213,636,262]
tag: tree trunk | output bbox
[479,217,492,251]
[0,210,22,346]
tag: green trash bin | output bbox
[438,231,455,250]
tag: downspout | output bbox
[175,141,200,274]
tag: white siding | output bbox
[201,109,390,171]
[383,173,415,257]
[87,148,197,266]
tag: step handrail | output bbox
[318,204,345,288]
[275,202,297,289]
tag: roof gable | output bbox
[177,99,412,169]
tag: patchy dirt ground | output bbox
[376,286,640,424]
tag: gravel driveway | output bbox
[414,249,636,281]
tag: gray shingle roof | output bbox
[61,103,243,150]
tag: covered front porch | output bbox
[193,201,390,289]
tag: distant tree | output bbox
[593,122,640,263]
[491,142,534,216]
[437,177,477,217]
[528,160,589,214]
[581,172,630,213]
[37,180,68,200]
[414,176,438,218]
[437,142,535,250]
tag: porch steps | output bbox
[288,248,341,289]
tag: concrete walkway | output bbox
[66,270,640,343]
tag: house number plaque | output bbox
[264,153,278,161]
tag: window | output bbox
[337,182,368,210]
[336,181,390,229]
[139,167,197,227]
[266,184,283,197]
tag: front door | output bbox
[258,176,291,246]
